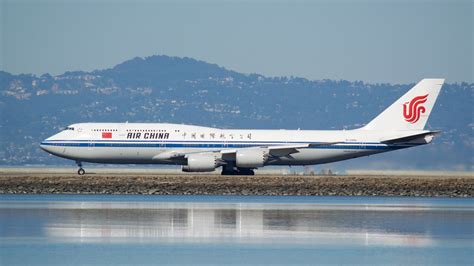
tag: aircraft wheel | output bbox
[221,170,236,175]
[78,168,85,175]
[237,168,255,175]
[221,167,255,175]
[244,169,255,176]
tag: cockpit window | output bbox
[63,127,75,131]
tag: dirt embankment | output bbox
[0,173,472,197]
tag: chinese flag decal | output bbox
[102,132,112,139]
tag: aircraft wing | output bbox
[220,142,341,157]
[152,151,187,160]
[153,142,341,160]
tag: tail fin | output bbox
[362,79,444,131]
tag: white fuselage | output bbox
[40,122,424,166]
[39,79,443,174]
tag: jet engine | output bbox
[236,148,269,168]
[182,153,220,172]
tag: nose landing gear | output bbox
[76,161,85,175]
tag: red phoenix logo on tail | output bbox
[403,94,428,123]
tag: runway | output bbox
[0,195,473,265]
[1,167,473,196]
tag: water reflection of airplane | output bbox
[44,204,447,246]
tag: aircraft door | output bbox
[88,140,94,151]
[160,138,165,149]
[359,142,366,151]
[223,138,228,149]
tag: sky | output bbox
[1,0,472,84]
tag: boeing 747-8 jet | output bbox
[40,79,444,175]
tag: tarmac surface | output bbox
[0,168,472,197]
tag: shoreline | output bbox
[0,170,472,197]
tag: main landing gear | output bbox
[221,164,255,175]
[76,161,85,175]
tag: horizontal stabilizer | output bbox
[382,131,440,144]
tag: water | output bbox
[0,195,473,265]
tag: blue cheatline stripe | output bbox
[40,141,415,150]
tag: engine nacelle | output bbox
[182,153,220,172]
[236,148,269,168]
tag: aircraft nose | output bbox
[40,142,48,151]
[40,140,53,153]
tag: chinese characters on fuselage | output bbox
[183,132,252,140]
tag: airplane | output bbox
[40,79,444,175]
